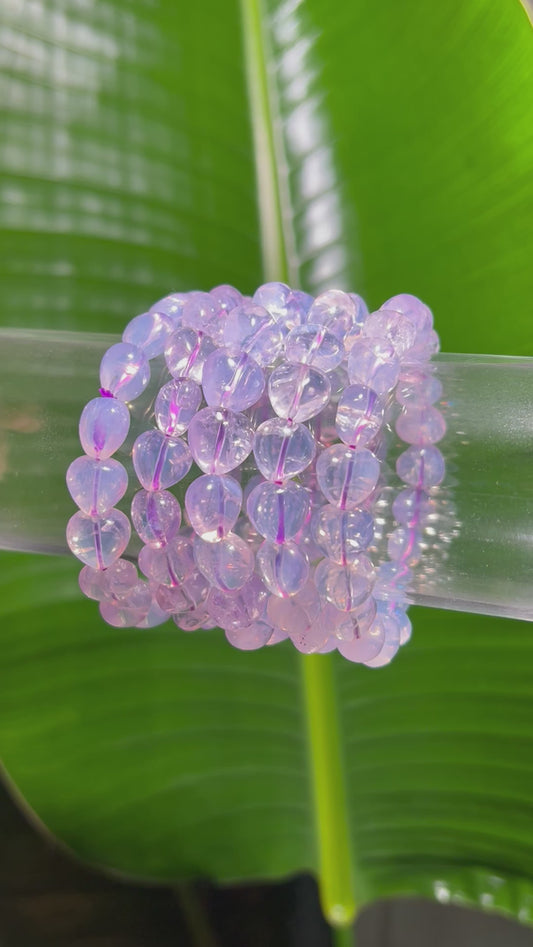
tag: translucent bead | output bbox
[347,337,400,395]
[314,556,374,611]
[79,397,130,459]
[79,558,138,601]
[266,625,289,646]
[225,621,272,651]
[268,362,330,422]
[284,324,343,372]
[122,310,174,359]
[364,606,402,667]
[99,342,150,402]
[392,487,433,526]
[132,429,192,490]
[256,541,309,597]
[396,406,446,445]
[138,535,195,586]
[387,526,423,565]
[316,445,380,509]
[335,384,384,447]
[396,369,442,407]
[307,290,356,341]
[246,480,309,542]
[223,303,283,366]
[136,601,170,628]
[202,349,265,411]
[188,407,254,474]
[185,474,242,542]
[99,582,152,628]
[396,445,445,487]
[105,558,139,595]
[373,561,413,604]
[154,378,202,436]
[66,510,130,569]
[267,596,326,654]
[156,569,209,614]
[67,456,128,515]
[207,575,268,630]
[395,607,412,645]
[337,617,385,664]
[312,504,374,563]
[131,489,181,546]
[210,283,242,313]
[381,293,433,334]
[253,418,316,481]
[174,606,213,632]
[194,533,254,591]
[149,292,188,325]
[252,282,305,332]
[165,327,216,383]
[362,310,417,358]
[334,595,377,641]
[181,291,219,336]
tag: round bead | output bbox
[256,541,309,597]
[137,600,170,628]
[79,397,130,459]
[202,349,265,411]
[364,606,402,667]
[396,406,446,445]
[396,445,445,488]
[149,293,188,324]
[66,510,130,569]
[131,489,181,546]
[67,456,128,515]
[373,561,413,604]
[381,293,433,334]
[347,337,400,395]
[307,290,356,341]
[225,621,272,651]
[79,557,137,601]
[99,342,150,402]
[207,575,268,630]
[252,282,305,332]
[194,533,254,591]
[314,556,374,611]
[174,606,213,632]
[387,526,423,565]
[138,535,195,586]
[247,480,309,542]
[99,582,152,628]
[154,378,202,436]
[337,616,385,664]
[362,310,417,358]
[396,369,442,407]
[268,362,330,422]
[266,596,327,654]
[392,487,433,527]
[223,303,283,366]
[395,607,412,645]
[122,310,174,359]
[312,505,374,563]
[284,324,343,372]
[181,291,219,336]
[334,595,377,641]
[253,418,316,481]
[156,568,209,613]
[316,445,380,509]
[185,474,242,542]
[132,429,192,490]
[335,384,384,447]
[165,327,216,383]
[188,407,254,474]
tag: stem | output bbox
[332,921,355,947]
[301,654,356,927]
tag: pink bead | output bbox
[100,582,152,627]
[123,310,174,358]
[396,406,446,445]
[66,510,131,569]
[268,362,330,422]
[136,601,170,628]
[335,384,384,447]
[225,621,273,651]
[373,561,413,604]
[181,291,220,336]
[396,445,445,487]
[364,607,402,667]
[387,526,423,565]
[307,290,356,341]
[246,480,309,542]
[138,535,195,586]
[381,293,433,334]
[165,326,216,383]
[362,310,417,357]
[99,342,150,402]
[79,397,130,459]
[185,474,242,542]
[396,369,442,407]
[79,558,138,601]
[202,349,265,411]
[149,293,188,325]
[131,489,181,546]
[347,337,400,395]
[337,618,385,664]
[154,378,202,436]
[193,533,254,591]
[188,407,254,474]
[314,556,374,611]
[256,541,309,597]
[223,303,283,366]
[67,456,128,515]
[132,429,192,490]
[316,445,380,509]
[253,418,316,481]
[392,488,434,527]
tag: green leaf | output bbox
[1,0,532,930]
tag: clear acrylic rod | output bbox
[0,329,531,621]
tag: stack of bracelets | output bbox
[66,284,446,666]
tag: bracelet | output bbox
[66,283,445,666]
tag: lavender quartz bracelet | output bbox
[66,284,445,665]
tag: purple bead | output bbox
[185,474,242,542]
[131,489,181,546]
[347,338,400,395]
[392,487,433,527]
[285,324,343,372]
[387,526,423,565]
[202,349,265,411]
[67,456,128,515]
[395,607,412,645]
[253,418,316,482]
[188,407,254,474]
[181,291,220,336]
[267,596,324,653]
[194,533,254,591]
[247,480,310,542]
[396,369,442,407]
[362,310,417,358]
[396,445,445,487]
[207,575,268,630]
[364,606,402,667]
[256,541,309,597]
[79,557,137,601]
[66,509,130,569]
[223,303,283,366]
[307,290,356,341]
[381,293,433,334]
[138,535,195,586]
[174,605,213,632]
[396,406,446,445]
[99,342,150,402]
[312,505,374,563]
[225,621,272,651]
[165,326,216,383]
[252,282,304,332]
[79,397,130,459]
[337,617,385,664]
[373,561,413,604]
[132,429,192,490]
[154,378,202,436]
[314,556,374,611]
[156,568,209,614]
[122,310,174,359]
[100,582,153,628]
[137,600,170,628]
[316,445,380,509]
[335,384,384,447]
[149,292,188,325]
[333,595,377,641]
[268,362,330,422]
